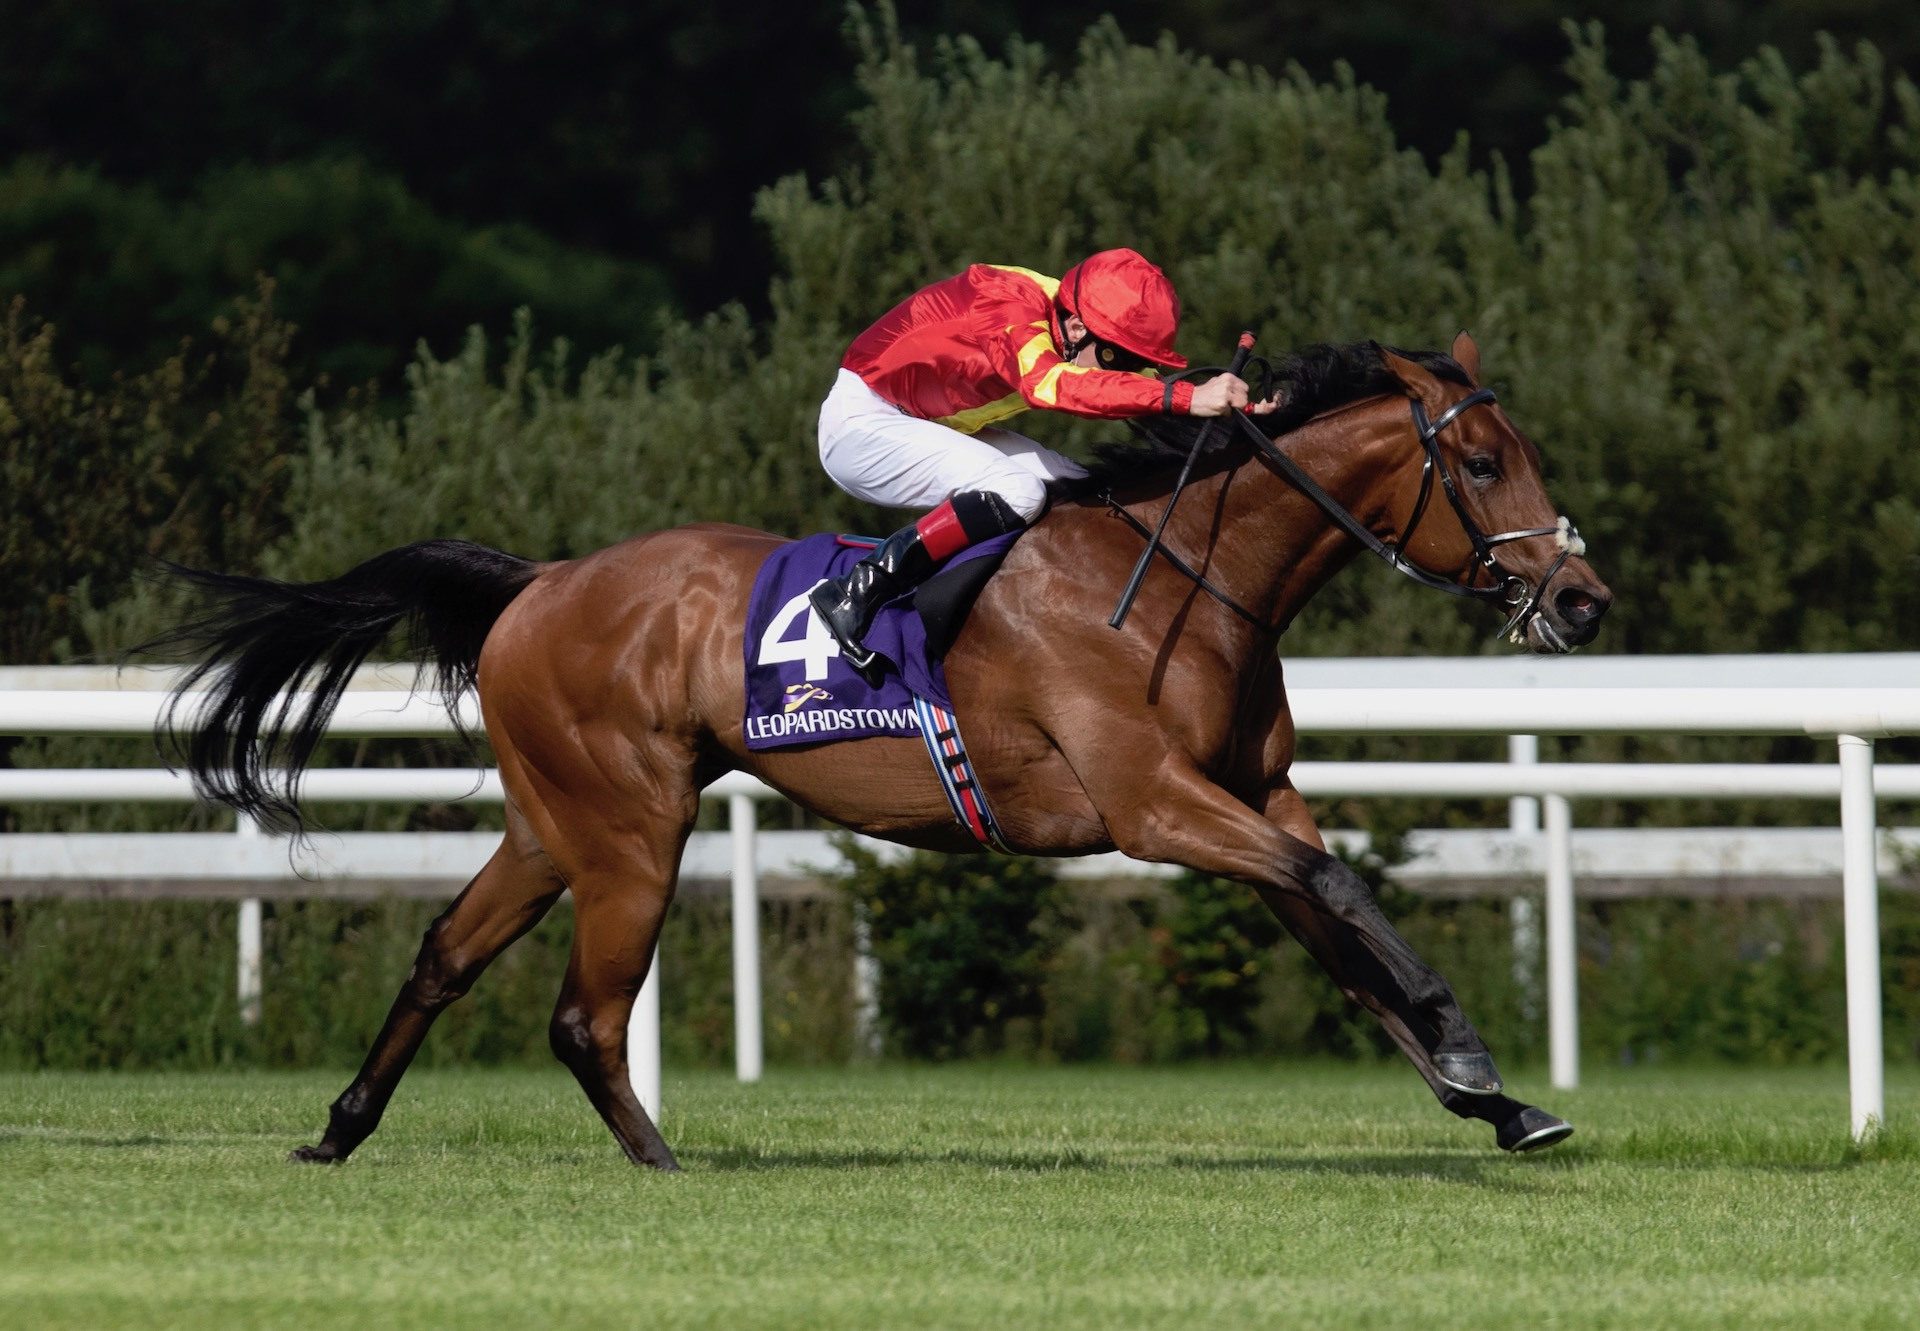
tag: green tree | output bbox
[253,17,1920,661]
[0,284,294,663]
[0,157,670,387]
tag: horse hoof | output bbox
[1498,1107,1574,1153]
[288,1142,345,1165]
[1434,1051,1503,1095]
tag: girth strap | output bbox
[913,698,1012,852]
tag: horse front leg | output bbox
[1093,754,1569,1148]
[1103,757,1493,1072]
[1256,783,1574,1153]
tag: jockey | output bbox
[811,247,1260,677]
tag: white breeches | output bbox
[817,368,1087,522]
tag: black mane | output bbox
[1052,341,1470,500]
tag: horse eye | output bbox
[1465,456,1499,481]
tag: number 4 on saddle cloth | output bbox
[742,531,1021,851]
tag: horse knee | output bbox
[1301,851,1374,916]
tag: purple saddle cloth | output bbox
[742,532,1017,750]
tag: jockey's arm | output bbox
[1007,335,1195,420]
[1000,328,1277,421]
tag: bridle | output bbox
[1379,388,1586,640]
[1108,371,1588,643]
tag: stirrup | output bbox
[842,643,884,686]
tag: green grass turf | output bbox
[2,1063,1916,1329]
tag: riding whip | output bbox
[1108,331,1255,630]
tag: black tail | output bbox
[144,539,540,832]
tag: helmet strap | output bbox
[1057,302,1095,362]
[1057,262,1098,362]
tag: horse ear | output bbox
[1378,345,1438,398]
[1450,330,1481,381]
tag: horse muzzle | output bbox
[1523,580,1612,653]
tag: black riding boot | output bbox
[811,491,1029,684]
[808,522,937,685]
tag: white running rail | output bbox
[2,658,1916,1141]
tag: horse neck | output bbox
[1160,398,1411,639]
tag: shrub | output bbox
[1136,874,1284,1056]
[836,842,1061,1059]
[5,886,1904,1071]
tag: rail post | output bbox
[1508,734,1542,1022]
[236,814,264,1028]
[852,907,881,1058]
[630,943,662,1122]
[1837,735,1884,1141]
[729,792,764,1083]
[1544,793,1579,1090]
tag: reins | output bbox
[1102,499,1276,631]
[1107,333,1257,629]
[1105,345,1587,642]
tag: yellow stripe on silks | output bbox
[983,265,1062,300]
[938,391,1029,434]
[1013,327,1052,375]
[938,326,1053,432]
[1029,362,1088,407]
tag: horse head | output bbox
[1376,333,1612,653]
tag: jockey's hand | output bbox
[1188,373,1277,417]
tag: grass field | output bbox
[2,1063,1917,1329]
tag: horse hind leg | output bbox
[527,759,698,1170]
[291,803,563,1163]
[548,875,684,1171]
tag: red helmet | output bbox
[1057,248,1187,370]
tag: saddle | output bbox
[740,530,1018,849]
[741,531,1020,751]
[914,541,1012,658]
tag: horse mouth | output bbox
[1524,614,1575,654]
[1523,585,1610,654]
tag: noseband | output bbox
[1109,378,1588,642]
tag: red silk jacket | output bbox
[842,264,1196,434]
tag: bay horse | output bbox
[158,332,1611,1169]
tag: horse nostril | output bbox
[1554,586,1607,625]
